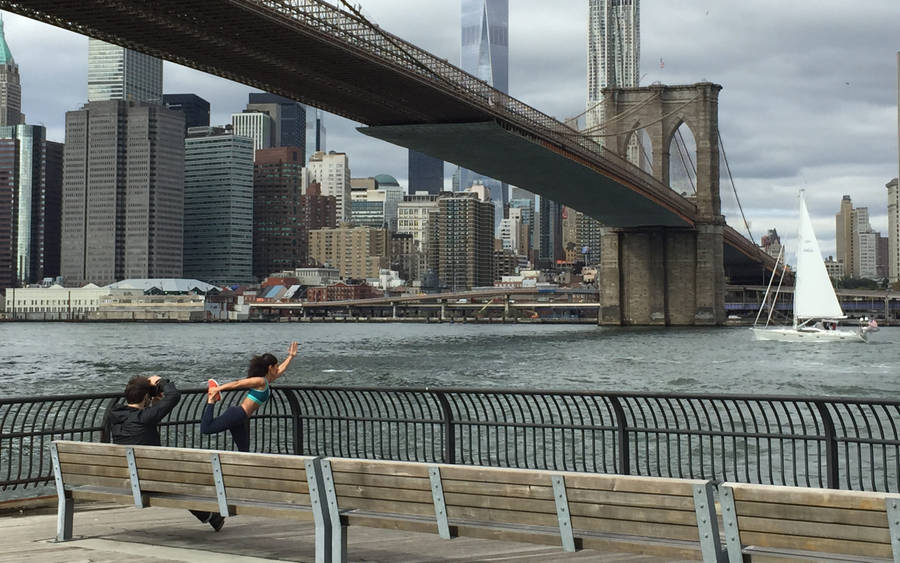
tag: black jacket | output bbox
[107,379,181,446]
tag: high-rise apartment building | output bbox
[408,150,443,195]
[0,137,16,287]
[586,0,640,134]
[306,151,351,221]
[0,20,23,127]
[163,94,210,135]
[183,126,254,284]
[253,146,305,278]
[430,192,494,291]
[509,197,535,260]
[887,178,899,282]
[458,0,508,225]
[247,93,306,153]
[61,100,184,286]
[538,196,563,267]
[232,111,273,153]
[0,125,63,285]
[300,182,337,260]
[576,211,603,265]
[835,195,854,275]
[308,224,390,279]
[852,207,878,279]
[87,39,162,104]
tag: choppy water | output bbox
[2,323,898,399]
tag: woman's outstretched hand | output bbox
[288,341,299,358]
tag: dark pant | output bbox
[200,404,251,452]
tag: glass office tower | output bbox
[87,39,163,103]
[459,0,509,231]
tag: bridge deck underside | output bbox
[7,0,491,126]
[363,122,691,227]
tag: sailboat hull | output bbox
[750,327,867,343]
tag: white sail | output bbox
[793,191,845,320]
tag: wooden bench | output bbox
[719,482,900,562]
[49,441,332,559]
[318,457,727,562]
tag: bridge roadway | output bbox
[1,0,776,282]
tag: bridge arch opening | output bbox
[623,125,653,175]
[666,120,698,196]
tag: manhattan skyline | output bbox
[0,1,896,259]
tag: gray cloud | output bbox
[3,0,898,258]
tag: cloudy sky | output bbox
[2,1,898,258]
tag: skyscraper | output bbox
[61,101,184,285]
[408,149,443,195]
[458,0,508,227]
[888,178,899,282]
[306,151,351,222]
[232,111,273,153]
[0,19,23,127]
[0,124,63,284]
[586,0,640,133]
[247,93,306,153]
[253,146,306,278]
[183,127,254,284]
[835,195,853,273]
[87,39,163,103]
[162,94,210,135]
[431,192,494,291]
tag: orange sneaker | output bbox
[207,379,221,401]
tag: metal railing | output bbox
[2,386,898,496]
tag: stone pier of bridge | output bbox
[598,83,726,325]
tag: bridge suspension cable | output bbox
[566,93,702,138]
[717,130,756,245]
[673,128,696,194]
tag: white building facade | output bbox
[306,151,351,221]
[231,111,273,153]
[586,0,640,138]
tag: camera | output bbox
[147,377,168,397]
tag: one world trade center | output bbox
[458,0,508,231]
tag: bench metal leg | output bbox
[719,485,744,563]
[693,482,726,563]
[50,442,73,541]
[57,490,74,542]
[319,460,347,563]
[306,458,333,563]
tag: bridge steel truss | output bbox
[0,0,774,280]
[2,386,899,496]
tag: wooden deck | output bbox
[0,503,686,562]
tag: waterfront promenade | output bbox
[0,501,673,562]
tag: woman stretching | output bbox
[201,341,298,451]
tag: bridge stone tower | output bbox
[597,82,725,325]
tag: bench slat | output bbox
[444,491,556,515]
[567,488,696,511]
[223,475,309,494]
[441,479,553,500]
[446,504,561,528]
[335,496,437,518]
[570,515,701,543]
[328,459,430,478]
[736,515,890,544]
[69,486,134,505]
[727,482,889,511]
[63,473,130,489]
[738,530,893,559]
[58,452,127,468]
[569,501,698,527]
[225,487,312,505]
[735,499,889,528]
[220,463,307,482]
[60,462,128,480]
[56,441,126,456]
[331,471,431,491]
[334,484,433,504]
[132,448,214,464]
[216,452,313,470]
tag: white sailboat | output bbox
[751,191,868,343]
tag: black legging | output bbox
[200,404,251,452]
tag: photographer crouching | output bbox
[106,375,224,531]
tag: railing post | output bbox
[609,397,631,475]
[814,401,839,489]
[285,389,303,456]
[435,391,456,465]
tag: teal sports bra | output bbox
[246,379,271,405]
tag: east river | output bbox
[2,323,898,399]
